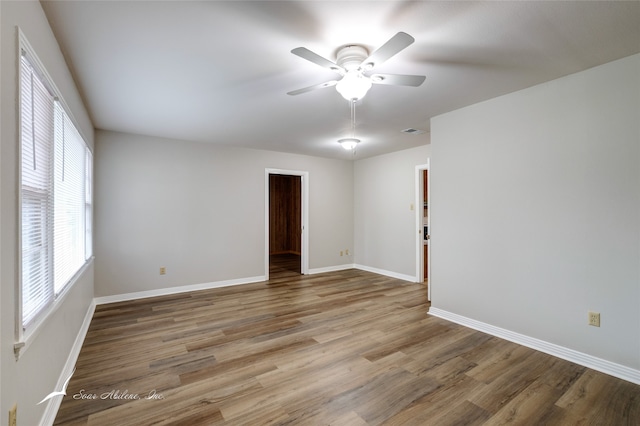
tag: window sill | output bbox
[14,256,94,360]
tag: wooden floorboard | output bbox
[55,257,640,425]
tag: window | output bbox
[19,48,93,335]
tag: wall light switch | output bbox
[160,267,166,275]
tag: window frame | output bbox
[15,29,94,358]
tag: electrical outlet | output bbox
[160,267,166,275]
[340,251,343,256]
[9,404,17,426]
[345,249,350,256]
[588,311,600,327]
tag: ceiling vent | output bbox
[401,128,425,135]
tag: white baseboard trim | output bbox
[39,299,96,426]
[308,263,417,282]
[354,264,416,283]
[428,307,640,385]
[94,275,266,305]
[308,264,355,274]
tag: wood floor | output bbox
[55,257,639,425]
[269,253,301,278]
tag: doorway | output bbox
[415,162,430,300]
[265,169,309,280]
[269,174,301,276]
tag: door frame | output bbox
[265,168,309,279]
[415,162,430,300]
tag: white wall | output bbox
[0,2,95,425]
[354,144,431,280]
[94,130,354,297]
[431,54,640,370]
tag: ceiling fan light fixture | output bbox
[335,71,372,101]
[338,138,360,150]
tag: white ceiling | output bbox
[41,1,640,160]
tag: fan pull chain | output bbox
[351,100,357,156]
[351,99,356,139]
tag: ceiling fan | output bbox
[287,32,426,101]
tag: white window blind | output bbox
[20,53,55,328]
[19,50,93,332]
[85,149,93,260]
[53,102,87,294]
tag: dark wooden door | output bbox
[269,174,301,255]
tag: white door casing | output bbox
[265,168,309,278]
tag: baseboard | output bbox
[93,266,416,303]
[308,264,417,282]
[308,264,355,274]
[39,300,96,426]
[428,307,640,385]
[94,275,266,305]
[354,264,416,282]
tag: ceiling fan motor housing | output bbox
[336,45,369,71]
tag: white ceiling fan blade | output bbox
[291,47,345,74]
[360,32,415,71]
[287,80,338,96]
[370,73,425,87]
